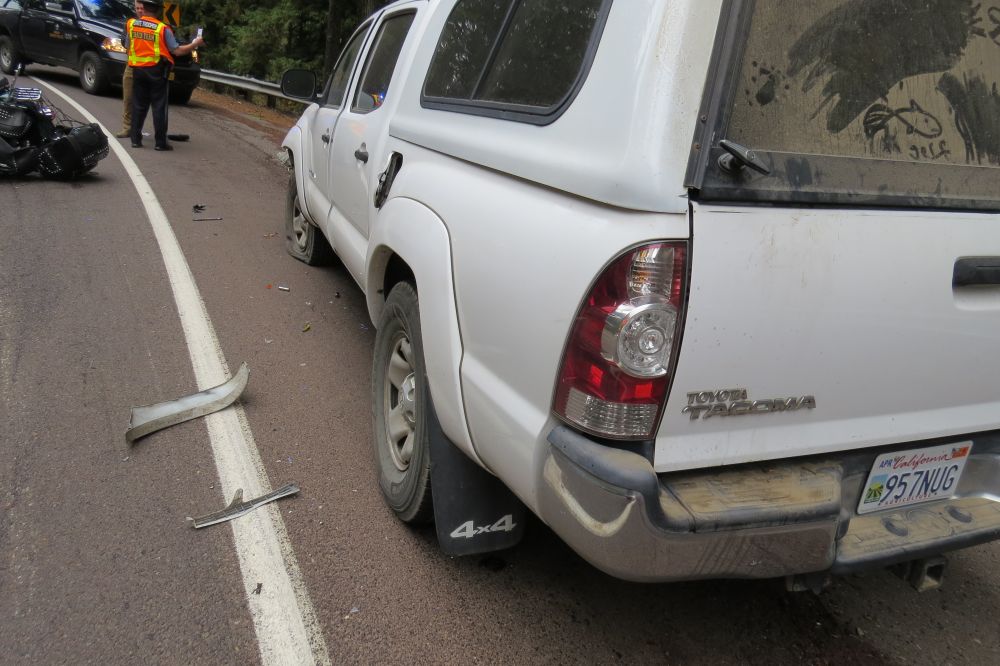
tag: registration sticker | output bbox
[858,442,971,515]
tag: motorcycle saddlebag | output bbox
[0,103,33,140]
[37,123,109,179]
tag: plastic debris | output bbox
[263,232,278,238]
[266,284,273,290]
[277,285,290,292]
[192,204,206,213]
[125,363,250,444]
[188,483,300,529]
[253,583,263,595]
[167,133,190,142]
[302,322,312,332]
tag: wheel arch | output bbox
[280,127,314,225]
[366,197,484,468]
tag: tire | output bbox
[372,282,434,524]
[78,51,109,95]
[169,86,194,105]
[285,174,334,265]
[0,35,22,75]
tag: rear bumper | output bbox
[538,426,1000,582]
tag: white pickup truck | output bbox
[280,0,1000,587]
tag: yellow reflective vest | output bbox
[126,17,175,67]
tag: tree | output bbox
[185,0,394,80]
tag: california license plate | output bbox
[857,442,972,515]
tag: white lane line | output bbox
[33,78,331,666]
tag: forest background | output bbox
[183,0,393,82]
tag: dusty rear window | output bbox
[690,0,1000,210]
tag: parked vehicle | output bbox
[0,0,199,104]
[279,0,1000,587]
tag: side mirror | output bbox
[280,69,317,101]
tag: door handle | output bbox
[354,146,369,163]
[954,257,1000,287]
[321,132,330,144]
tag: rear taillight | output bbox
[554,242,687,440]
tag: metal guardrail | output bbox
[199,69,303,107]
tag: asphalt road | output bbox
[2,66,999,665]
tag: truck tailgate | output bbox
[654,202,1000,472]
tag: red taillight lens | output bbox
[554,242,687,440]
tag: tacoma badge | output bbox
[682,388,816,421]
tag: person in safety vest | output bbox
[124,0,204,151]
[114,0,146,139]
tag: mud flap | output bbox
[428,394,526,556]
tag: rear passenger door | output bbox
[326,5,418,284]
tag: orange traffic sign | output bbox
[162,2,180,27]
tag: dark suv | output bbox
[0,0,199,104]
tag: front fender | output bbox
[366,197,483,468]
[280,125,312,224]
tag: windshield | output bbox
[75,0,133,23]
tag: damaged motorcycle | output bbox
[0,66,109,179]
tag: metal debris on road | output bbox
[188,483,300,529]
[125,362,250,444]
[302,322,312,332]
[263,232,278,238]
[277,285,290,292]
[193,217,223,221]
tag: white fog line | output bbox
[33,77,331,666]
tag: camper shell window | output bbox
[688,0,1000,211]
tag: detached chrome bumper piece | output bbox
[540,426,1000,583]
[125,363,250,443]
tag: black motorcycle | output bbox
[0,65,109,179]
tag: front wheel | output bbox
[372,282,434,524]
[0,35,22,75]
[284,174,333,265]
[78,51,109,95]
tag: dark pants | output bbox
[130,63,169,147]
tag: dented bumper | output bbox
[539,426,1000,582]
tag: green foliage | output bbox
[181,0,393,81]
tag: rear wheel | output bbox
[372,282,434,524]
[284,174,333,265]
[79,51,109,95]
[0,35,22,75]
